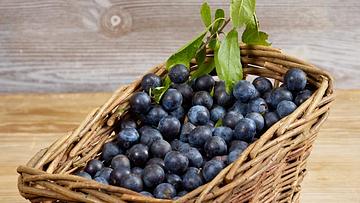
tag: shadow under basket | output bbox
[17,45,335,203]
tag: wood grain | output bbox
[0,0,359,93]
[0,90,359,202]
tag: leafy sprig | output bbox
[152,0,270,102]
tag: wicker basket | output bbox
[17,44,335,203]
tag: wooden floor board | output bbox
[0,90,359,202]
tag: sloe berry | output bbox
[127,144,149,167]
[84,159,103,177]
[130,92,151,114]
[234,118,257,143]
[187,105,210,125]
[169,64,190,84]
[141,73,162,92]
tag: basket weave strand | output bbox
[17,44,334,203]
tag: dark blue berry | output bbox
[131,167,144,178]
[141,73,162,92]
[270,88,293,108]
[227,149,243,164]
[95,167,113,182]
[294,89,312,106]
[178,191,188,197]
[166,173,183,190]
[276,100,297,118]
[212,155,228,165]
[188,126,212,147]
[76,171,92,180]
[187,105,210,125]
[120,173,143,192]
[262,91,272,110]
[172,83,193,105]
[248,98,268,114]
[127,144,149,167]
[206,120,215,128]
[139,126,163,147]
[245,112,265,133]
[161,88,183,111]
[194,74,215,92]
[145,106,168,126]
[109,166,131,186]
[229,140,249,152]
[223,111,243,129]
[101,142,122,163]
[130,92,151,114]
[264,112,280,128]
[169,64,190,84]
[213,127,233,144]
[284,68,307,91]
[140,191,153,197]
[202,160,224,182]
[192,91,213,109]
[158,116,181,141]
[182,167,204,191]
[253,77,273,95]
[214,81,233,107]
[111,154,131,169]
[179,147,203,168]
[229,101,248,115]
[179,122,196,142]
[164,151,189,175]
[94,176,109,185]
[210,106,226,122]
[234,118,257,143]
[146,158,165,169]
[117,128,139,149]
[204,136,227,158]
[233,81,259,102]
[120,119,137,130]
[84,159,103,177]
[142,164,165,188]
[150,139,171,158]
[169,106,185,121]
[178,143,191,152]
[153,183,176,199]
[170,139,186,151]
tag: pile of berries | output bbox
[76,64,312,199]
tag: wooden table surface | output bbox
[0,90,359,202]
[0,0,359,93]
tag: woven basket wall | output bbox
[17,44,335,203]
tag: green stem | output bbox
[200,18,231,51]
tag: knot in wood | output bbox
[100,6,132,37]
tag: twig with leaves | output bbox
[151,0,270,102]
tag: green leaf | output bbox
[214,29,243,93]
[230,0,256,28]
[209,38,217,50]
[212,9,225,33]
[151,76,171,103]
[166,31,207,70]
[215,119,223,127]
[201,2,212,28]
[192,46,215,79]
[242,14,271,46]
[166,14,228,70]
[195,46,207,67]
[210,86,215,97]
[242,26,270,46]
[191,58,215,79]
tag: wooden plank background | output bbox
[0,0,359,93]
